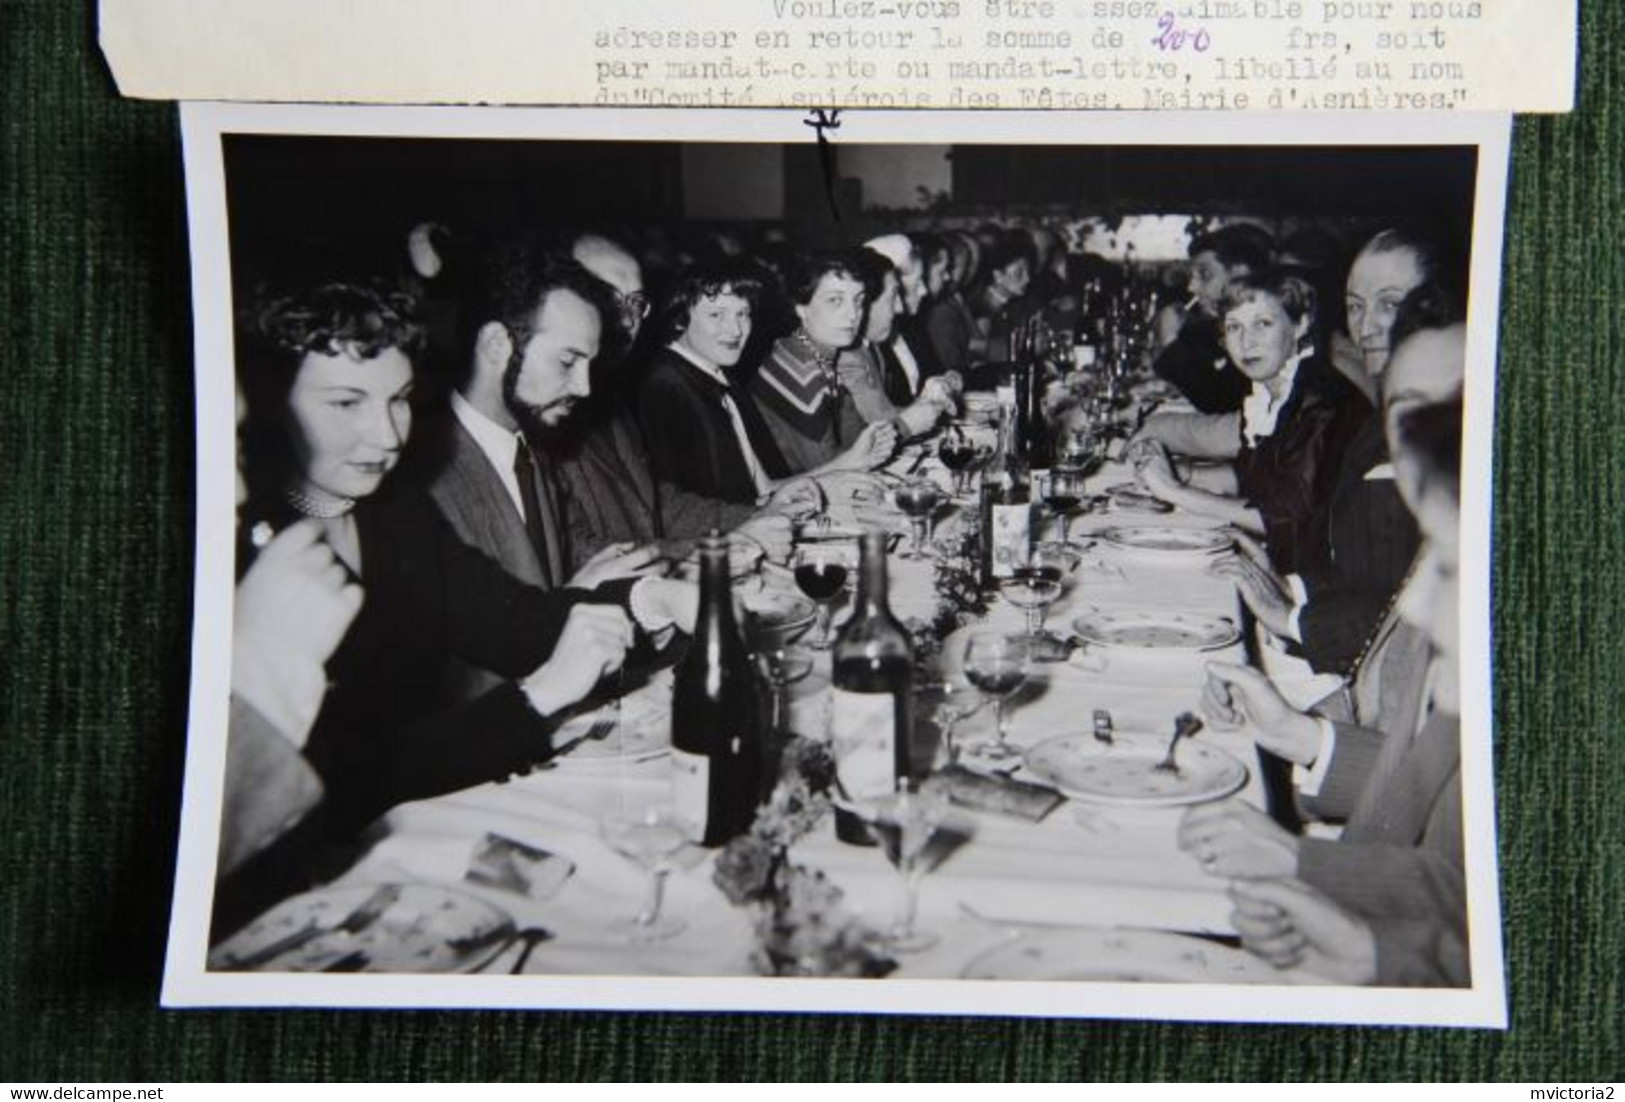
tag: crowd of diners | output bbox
[218,208,1471,986]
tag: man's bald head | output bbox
[571,234,648,343]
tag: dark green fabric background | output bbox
[2,0,1620,1082]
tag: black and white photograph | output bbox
[163,105,1507,1024]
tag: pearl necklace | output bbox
[285,484,356,520]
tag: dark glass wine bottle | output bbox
[670,532,763,847]
[830,530,915,845]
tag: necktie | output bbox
[512,434,553,587]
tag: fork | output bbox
[231,883,401,969]
[1153,712,1204,775]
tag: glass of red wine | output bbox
[893,476,944,560]
[793,546,850,650]
[1040,468,1088,544]
[958,632,1033,769]
[938,430,979,498]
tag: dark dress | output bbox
[240,484,637,834]
[638,345,792,505]
[1234,359,1371,577]
[1153,313,1250,414]
[1292,415,1421,675]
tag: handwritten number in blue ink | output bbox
[1151,12,1211,52]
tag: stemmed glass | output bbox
[914,678,984,768]
[893,476,944,560]
[842,780,950,953]
[599,803,690,942]
[756,646,813,737]
[958,632,1033,768]
[938,428,980,499]
[793,546,850,650]
[1040,468,1088,544]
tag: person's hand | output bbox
[733,513,794,564]
[1229,528,1272,569]
[1178,799,1301,879]
[236,520,363,667]
[233,520,364,743]
[632,576,700,635]
[1228,879,1378,983]
[763,477,824,520]
[568,541,664,589]
[520,604,635,716]
[839,419,901,470]
[1209,554,1295,639]
[1199,661,1322,765]
[815,470,891,505]
[898,400,944,438]
[1133,443,1181,500]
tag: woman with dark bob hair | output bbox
[746,250,900,476]
[1128,267,1371,575]
[235,281,693,838]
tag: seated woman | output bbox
[968,231,1036,364]
[925,232,982,373]
[746,251,900,476]
[1178,388,1468,984]
[1218,257,1463,675]
[237,282,694,835]
[1129,268,1371,576]
[837,249,957,439]
[638,259,896,505]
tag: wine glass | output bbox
[893,476,944,560]
[756,645,813,737]
[844,781,950,953]
[793,546,850,650]
[958,632,1033,768]
[915,678,984,767]
[938,428,979,498]
[599,803,690,942]
[1040,468,1088,544]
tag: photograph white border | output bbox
[164,103,1509,1027]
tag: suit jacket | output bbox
[1298,700,1465,952]
[219,695,324,877]
[1235,358,1372,576]
[1153,313,1250,414]
[925,291,977,373]
[1293,415,1421,675]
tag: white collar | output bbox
[1241,350,1309,445]
[451,389,521,470]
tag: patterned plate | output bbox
[962,927,1300,984]
[1071,610,1239,651]
[210,883,513,973]
[1022,733,1248,807]
[1096,525,1232,556]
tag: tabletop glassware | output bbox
[842,780,950,953]
[914,677,984,768]
[599,803,690,942]
[958,632,1033,768]
[756,645,813,737]
[793,545,850,650]
[1039,468,1088,544]
[937,428,980,499]
[893,476,945,560]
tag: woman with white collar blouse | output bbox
[1127,268,1370,576]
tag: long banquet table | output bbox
[224,440,1336,984]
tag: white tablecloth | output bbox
[303,456,1307,980]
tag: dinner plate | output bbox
[210,883,514,973]
[1071,609,1240,652]
[961,927,1293,984]
[1095,525,1231,556]
[1022,733,1248,807]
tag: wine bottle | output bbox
[670,532,763,847]
[1025,354,1055,479]
[830,530,915,845]
[979,412,1032,589]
